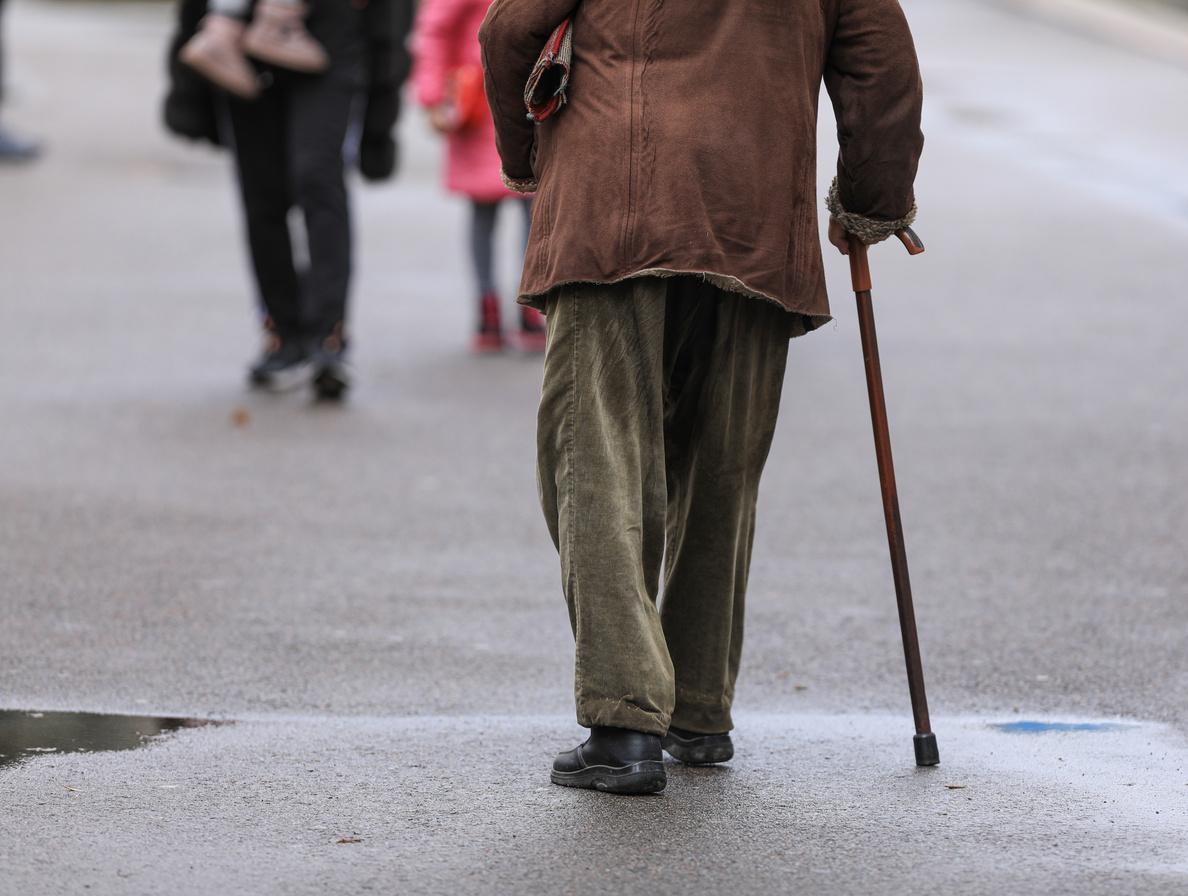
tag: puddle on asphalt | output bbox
[0,710,215,769]
[992,720,1136,734]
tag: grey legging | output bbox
[470,197,532,297]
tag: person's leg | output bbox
[470,200,499,296]
[227,89,312,388]
[537,277,676,738]
[470,201,502,351]
[659,282,794,739]
[515,198,547,351]
[227,90,302,332]
[514,194,532,252]
[286,73,355,396]
[538,277,677,793]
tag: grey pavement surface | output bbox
[1,0,1187,893]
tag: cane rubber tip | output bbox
[913,732,940,767]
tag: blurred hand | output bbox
[429,105,457,134]
[828,216,859,255]
[359,135,397,181]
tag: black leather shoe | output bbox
[551,726,666,794]
[661,725,734,764]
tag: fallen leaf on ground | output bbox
[946,785,966,790]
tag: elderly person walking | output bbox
[480,0,924,794]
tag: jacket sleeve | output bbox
[477,0,578,187]
[359,0,415,181]
[410,0,465,109]
[823,0,924,241]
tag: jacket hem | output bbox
[517,269,832,339]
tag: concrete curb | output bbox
[985,0,1188,67]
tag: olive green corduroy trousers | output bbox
[536,275,795,737]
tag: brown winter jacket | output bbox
[479,0,923,331]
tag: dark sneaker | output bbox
[310,344,350,401]
[472,291,504,353]
[249,337,311,390]
[661,725,734,765]
[517,305,547,353]
[551,726,666,794]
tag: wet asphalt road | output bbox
[1,0,1187,893]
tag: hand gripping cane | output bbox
[848,227,939,767]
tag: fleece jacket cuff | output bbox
[825,177,917,244]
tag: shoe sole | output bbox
[249,359,313,392]
[661,734,734,765]
[551,760,666,794]
[313,364,349,400]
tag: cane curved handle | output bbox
[896,226,925,255]
[848,227,924,293]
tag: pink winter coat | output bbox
[412,0,515,203]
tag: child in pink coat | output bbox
[412,0,542,353]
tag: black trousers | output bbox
[226,74,356,345]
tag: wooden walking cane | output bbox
[847,226,940,767]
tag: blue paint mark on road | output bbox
[992,721,1134,734]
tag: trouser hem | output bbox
[669,710,734,735]
[578,699,669,737]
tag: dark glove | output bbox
[359,134,397,181]
[358,85,400,181]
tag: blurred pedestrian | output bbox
[0,0,41,162]
[412,0,544,354]
[165,0,413,399]
[480,0,923,793]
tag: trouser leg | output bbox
[538,278,673,737]
[659,283,794,734]
[469,201,498,296]
[227,88,301,340]
[537,276,794,737]
[287,75,354,345]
